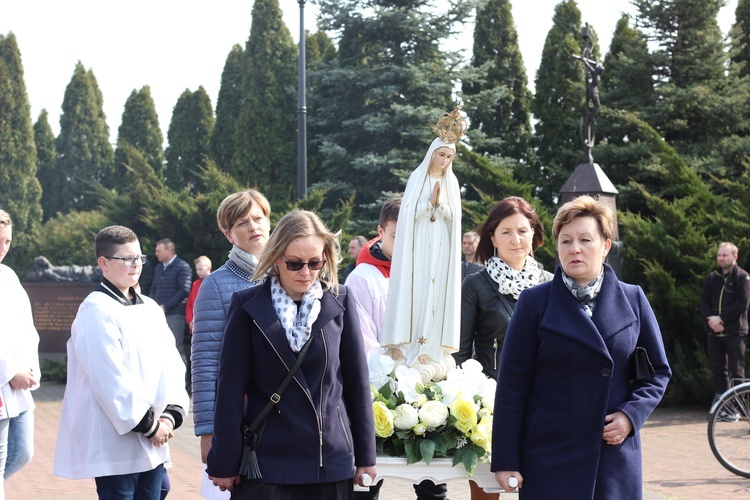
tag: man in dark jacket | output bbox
[700,242,750,401]
[150,239,192,362]
[461,230,483,281]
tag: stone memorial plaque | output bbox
[23,282,97,353]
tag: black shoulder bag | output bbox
[238,336,314,480]
[630,346,655,381]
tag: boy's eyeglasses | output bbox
[281,255,326,271]
[105,255,148,267]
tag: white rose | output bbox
[393,404,419,430]
[419,400,449,428]
[479,378,497,413]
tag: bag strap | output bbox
[246,336,314,435]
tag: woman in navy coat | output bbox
[491,196,671,499]
[207,210,376,499]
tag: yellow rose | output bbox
[373,401,394,438]
[413,423,427,436]
[470,416,493,453]
[450,396,478,434]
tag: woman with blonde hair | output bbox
[208,210,376,499]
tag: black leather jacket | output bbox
[455,269,517,379]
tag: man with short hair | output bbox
[342,235,367,283]
[700,242,750,404]
[461,230,483,281]
[150,239,192,361]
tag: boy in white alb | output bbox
[346,197,400,358]
[53,226,189,499]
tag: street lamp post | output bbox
[297,0,308,200]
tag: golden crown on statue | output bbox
[432,102,468,144]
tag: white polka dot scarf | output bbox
[270,277,323,352]
[485,256,545,300]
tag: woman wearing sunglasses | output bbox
[207,210,376,500]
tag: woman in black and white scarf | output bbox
[454,197,552,380]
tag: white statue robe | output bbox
[381,138,462,370]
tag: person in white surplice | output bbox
[381,106,467,383]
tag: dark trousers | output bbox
[230,478,353,500]
[95,464,164,500]
[707,333,747,395]
[353,480,383,500]
[414,480,447,499]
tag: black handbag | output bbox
[630,346,655,381]
[238,336,314,480]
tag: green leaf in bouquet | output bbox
[378,381,393,400]
[391,437,405,457]
[404,439,422,465]
[432,435,448,456]
[420,438,436,465]
[423,382,443,401]
[452,447,480,476]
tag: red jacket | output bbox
[186,278,203,331]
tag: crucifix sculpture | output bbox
[574,23,604,164]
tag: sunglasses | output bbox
[281,255,326,271]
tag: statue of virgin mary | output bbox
[381,105,466,383]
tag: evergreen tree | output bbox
[530,0,589,206]
[210,44,244,172]
[730,0,750,78]
[54,62,114,213]
[600,15,654,114]
[305,30,337,188]
[33,109,57,221]
[594,16,661,211]
[232,0,298,202]
[632,0,737,156]
[462,0,533,163]
[306,30,336,66]
[0,32,42,269]
[114,86,164,177]
[615,110,750,404]
[312,0,477,223]
[164,86,214,193]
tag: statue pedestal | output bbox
[356,455,516,495]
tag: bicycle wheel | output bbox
[708,383,750,478]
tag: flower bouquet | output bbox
[369,356,496,475]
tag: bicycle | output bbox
[707,380,750,478]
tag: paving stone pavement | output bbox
[4,382,750,499]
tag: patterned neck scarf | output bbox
[485,255,545,300]
[270,277,323,352]
[229,245,259,276]
[562,268,604,317]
